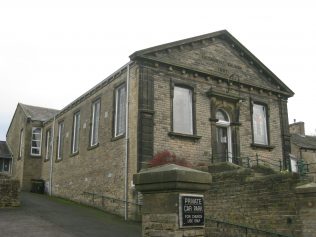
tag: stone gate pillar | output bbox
[133,164,212,237]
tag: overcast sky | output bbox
[1,0,315,140]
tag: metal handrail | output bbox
[210,152,283,171]
[83,191,142,207]
[207,217,294,237]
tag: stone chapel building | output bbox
[6,30,294,219]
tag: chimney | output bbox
[289,120,305,136]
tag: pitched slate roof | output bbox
[0,141,12,159]
[20,103,59,122]
[130,30,294,98]
[291,134,316,150]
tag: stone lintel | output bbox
[133,164,212,193]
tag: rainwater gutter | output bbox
[49,115,56,196]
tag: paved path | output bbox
[0,192,141,237]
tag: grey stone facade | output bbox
[6,30,294,219]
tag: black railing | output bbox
[297,161,316,176]
[207,217,294,237]
[210,152,284,171]
[83,191,142,207]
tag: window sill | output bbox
[30,155,42,159]
[88,143,99,151]
[43,158,50,163]
[251,143,275,151]
[55,158,63,163]
[111,134,125,142]
[168,132,201,141]
[70,151,79,157]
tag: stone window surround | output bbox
[56,120,64,162]
[45,128,52,161]
[18,128,24,160]
[250,99,274,150]
[89,98,101,148]
[113,82,126,139]
[71,110,81,155]
[31,127,42,157]
[168,78,201,140]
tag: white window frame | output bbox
[173,86,193,135]
[90,99,101,146]
[252,103,268,145]
[19,129,24,159]
[57,122,64,160]
[45,129,53,160]
[114,84,126,137]
[72,112,80,154]
[31,127,42,156]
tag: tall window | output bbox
[57,122,64,160]
[252,103,268,145]
[31,127,42,156]
[72,112,80,154]
[90,100,101,146]
[45,129,52,160]
[173,86,193,134]
[114,84,126,137]
[18,129,24,159]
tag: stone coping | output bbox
[295,182,316,194]
[133,164,212,192]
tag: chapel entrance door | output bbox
[215,109,232,163]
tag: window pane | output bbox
[173,86,193,134]
[115,84,126,136]
[252,104,268,145]
[32,148,40,155]
[91,100,100,146]
[72,112,80,153]
[3,160,9,172]
[45,129,52,160]
[57,122,64,159]
[19,129,24,158]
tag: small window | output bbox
[18,129,24,159]
[173,86,193,134]
[45,129,53,160]
[72,112,80,154]
[31,127,42,156]
[57,122,64,160]
[90,100,101,146]
[252,103,268,145]
[114,84,126,137]
[0,159,10,172]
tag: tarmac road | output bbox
[0,192,141,237]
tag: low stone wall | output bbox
[205,168,303,237]
[0,174,20,207]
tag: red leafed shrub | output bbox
[148,150,192,168]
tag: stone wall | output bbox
[205,168,303,236]
[0,174,20,207]
[40,64,140,218]
[150,61,284,168]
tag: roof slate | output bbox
[0,141,12,159]
[20,103,59,122]
[291,134,316,150]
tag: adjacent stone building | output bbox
[290,121,316,180]
[0,141,12,174]
[6,30,294,219]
